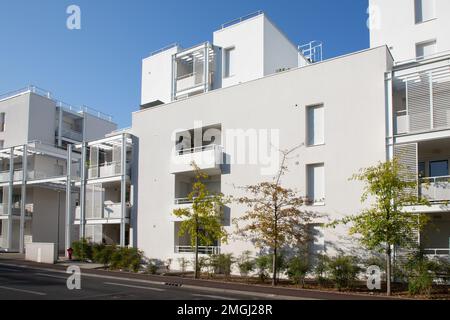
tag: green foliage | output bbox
[254,255,271,282]
[237,251,255,278]
[110,247,143,272]
[404,253,435,296]
[286,256,310,287]
[92,244,116,267]
[327,255,361,291]
[209,254,234,278]
[314,255,330,287]
[172,164,229,278]
[146,260,160,275]
[72,239,93,261]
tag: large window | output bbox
[429,160,448,178]
[416,40,436,59]
[415,0,436,24]
[307,163,325,205]
[224,47,236,78]
[306,105,325,146]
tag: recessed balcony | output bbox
[170,144,223,175]
[75,202,130,222]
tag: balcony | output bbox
[75,202,130,221]
[420,176,450,202]
[0,170,24,183]
[175,246,221,255]
[61,127,83,142]
[0,204,33,217]
[88,162,131,180]
[170,145,223,175]
[423,248,450,260]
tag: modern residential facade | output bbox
[1,2,449,268]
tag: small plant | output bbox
[237,251,255,279]
[314,255,330,287]
[286,256,310,288]
[328,255,361,291]
[405,253,434,296]
[254,255,271,283]
[146,260,159,275]
[92,244,115,267]
[197,256,209,277]
[72,239,93,262]
[210,254,234,279]
[178,257,190,274]
[110,247,143,272]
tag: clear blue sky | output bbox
[0,0,370,128]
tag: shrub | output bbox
[178,257,189,274]
[254,255,271,282]
[286,256,310,287]
[237,251,255,278]
[197,256,210,276]
[72,239,93,262]
[110,247,143,272]
[146,260,159,275]
[210,254,234,278]
[314,255,330,287]
[92,244,116,267]
[328,255,361,291]
[405,253,434,296]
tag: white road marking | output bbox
[191,293,236,300]
[104,282,165,292]
[35,273,67,280]
[0,285,47,296]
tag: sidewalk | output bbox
[0,253,402,300]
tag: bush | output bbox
[72,239,93,262]
[327,255,361,291]
[237,251,255,278]
[314,255,330,287]
[286,256,310,287]
[178,257,190,274]
[110,247,143,272]
[210,254,234,278]
[405,253,434,296]
[254,255,271,282]
[92,244,116,267]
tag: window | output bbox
[307,163,325,205]
[416,40,436,59]
[429,160,448,178]
[0,113,5,132]
[224,47,236,78]
[415,0,436,24]
[418,162,426,178]
[306,105,325,146]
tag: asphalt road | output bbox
[0,263,292,300]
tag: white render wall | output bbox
[132,46,393,263]
[370,0,450,62]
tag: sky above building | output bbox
[0,0,370,128]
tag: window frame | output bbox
[306,104,325,147]
[223,46,236,79]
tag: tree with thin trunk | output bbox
[332,158,429,296]
[234,147,316,286]
[173,163,228,279]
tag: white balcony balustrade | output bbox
[423,248,450,260]
[61,127,83,141]
[75,202,130,221]
[0,204,33,217]
[0,170,24,183]
[420,176,450,202]
[88,162,131,180]
[170,144,223,174]
[175,246,221,255]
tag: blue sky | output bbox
[0,0,370,128]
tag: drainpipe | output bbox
[120,134,127,247]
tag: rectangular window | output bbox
[415,0,436,24]
[224,47,236,78]
[0,113,5,132]
[306,105,325,146]
[416,40,436,59]
[307,163,325,205]
[429,160,448,177]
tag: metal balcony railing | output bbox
[175,246,221,255]
[419,176,450,202]
[423,248,450,259]
[75,202,131,220]
[175,144,222,156]
[174,195,216,205]
[88,162,131,179]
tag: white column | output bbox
[6,147,14,250]
[65,144,73,255]
[58,107,63,148]
[19,144,27,254]
[120,134,127,247]
[385,71,394,161]
[79,143,87,240]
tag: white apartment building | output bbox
[3,2,449,267]
[0,86,118,253]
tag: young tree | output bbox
[234,147,316,286]
[173,163,228,279]
[334,158,429,296]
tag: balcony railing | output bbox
[423,248,450,259]
[88,162,131,179]
[61,127,83,141]
[0,205,33,217]
[175,246,221,255]
[171,144,223,174]
[174,195,215,205]
[75,202,130,220]
[0,170,24,183]
[420,176,450,202]
[176,72,205,93]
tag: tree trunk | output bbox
[386,246,392,296]
[272,247,277,287]
[194,234,199,279]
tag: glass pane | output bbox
[430,160,448,177]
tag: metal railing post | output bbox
[19,144,28,254]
